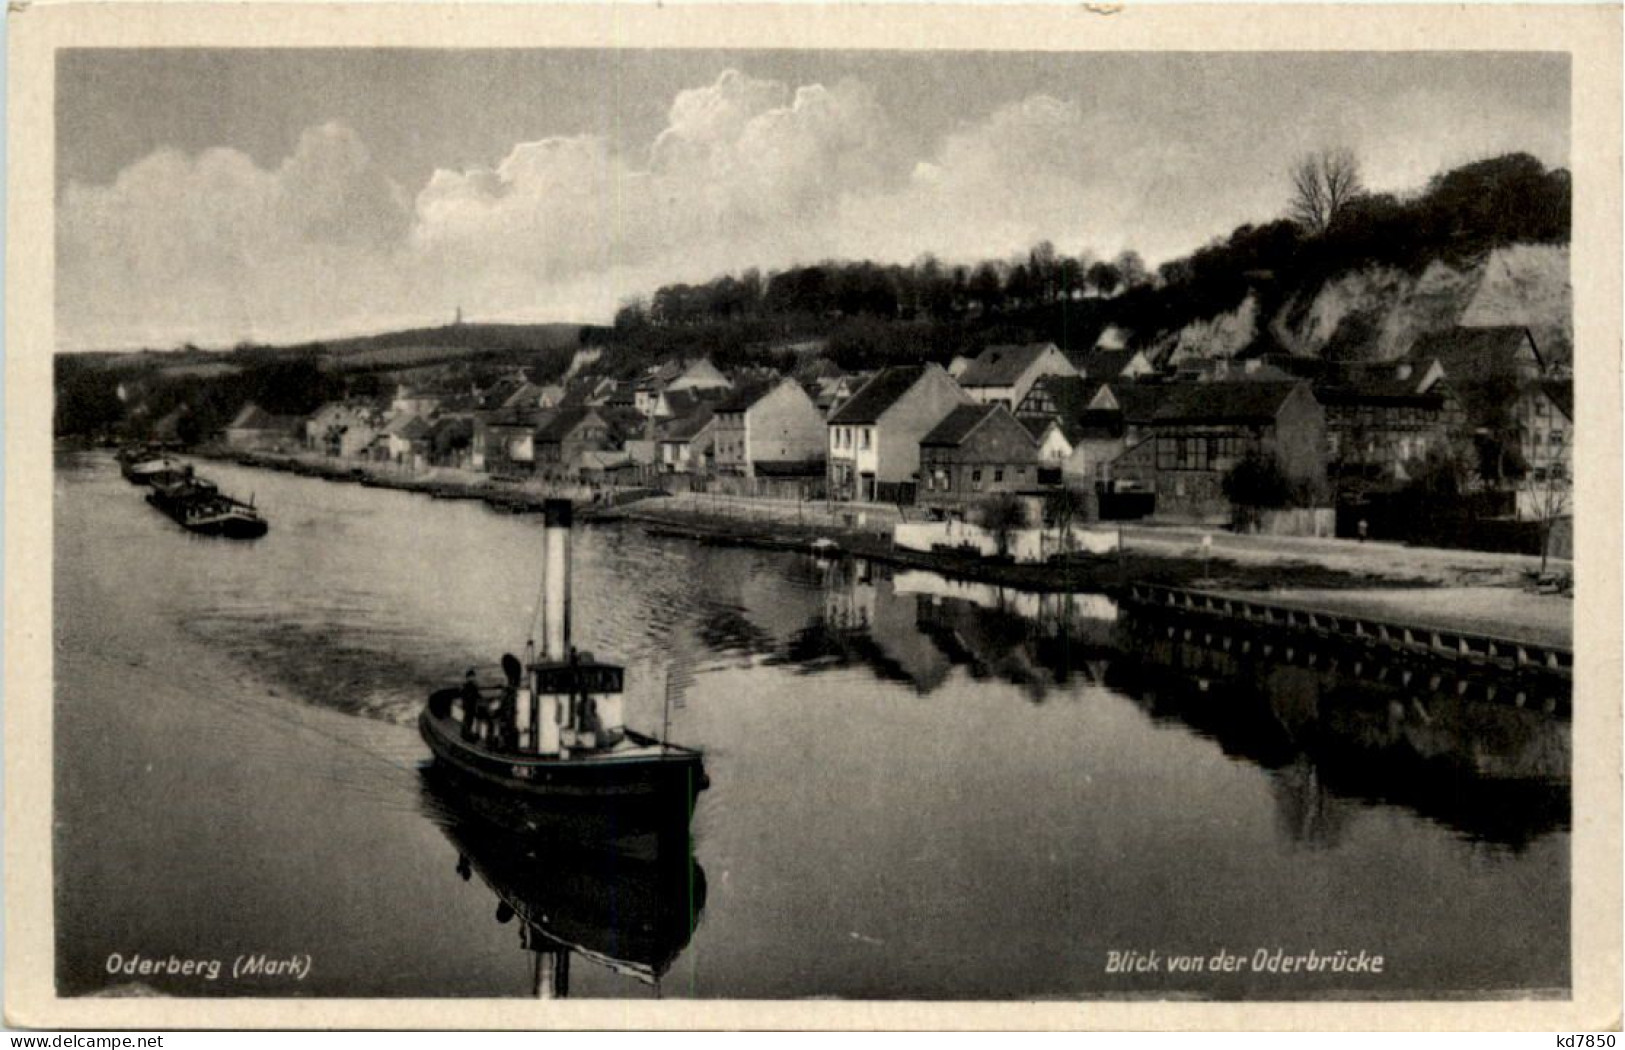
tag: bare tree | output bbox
[979,493,1030,560]
[1043,486,1090,559]
[1289,148,1364,235]
[1522,458,1571,576]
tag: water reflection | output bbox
[1107,606,1570,850]
[733,555,1569,850]
[418,767,706,997]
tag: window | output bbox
[861,428,872,451]
[972,469,983,490]
[994,468,1005,484]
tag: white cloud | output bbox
[59,121,416,349]
[55,67,1568,350]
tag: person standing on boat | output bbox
[460,669,482,742]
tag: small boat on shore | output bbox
[419,499,707,822]
[145,469,269,539]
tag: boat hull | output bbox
[418,701,707,834]
[145,491,269,539]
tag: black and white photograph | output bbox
[9,1,1621,1030]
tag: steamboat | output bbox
[419,500,708,826]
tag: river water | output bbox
[54,451,1570,1000]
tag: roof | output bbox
[535,406,601,441]
[657,406,717,442]
[484,406,542,429]
[474,378,524,409]
[957,343,1058,388]
[753,458,826,478]
[1538,379,1574,420]
[382,412,430,437]
[921,404,1000,447]
[1105,384,1168,424]
[661,387,727,418]
[1065,410,1128,443]
[1149,381,1307,425]
[1314,375,1446,406]
[579,450,632,470]
[715,378,779,414]
[1018,375,1107,422]
[1019,415,1057,442]
[1069,348,1137,380]
[1406,326,1543,381]
[827,366,933,425]
[228,403,301,432]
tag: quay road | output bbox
[1118,523,1570,589]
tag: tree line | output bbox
[604,150,1570,368]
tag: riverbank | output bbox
[194,447,1571,645]
[191,446,660,517]
[601,502,1573,650]
[605,500,1437,593]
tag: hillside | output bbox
[1161,244,1571,367]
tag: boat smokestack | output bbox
[542,500,572,661]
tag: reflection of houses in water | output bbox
[783,559,1122,698]
[782,558,954,692]
[896,571,1117,700]
[418,769,706,998]
[1111,605,1571,850]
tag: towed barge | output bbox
[145,468,269,539]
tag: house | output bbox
[1408,326,1559,484]
[955,343,1078,410]
[1015,375,1145,484]
[710,378,827,478]
[602,381,639,413]
[534,407,611,479]
[656,406,719,474]
[380,413,433,463]
[1057,411,1130,487]
[224,403,302,451]
[1022,417,1073,469]
[1109,381,1327,523]
[1314,362,1464,486]
[826,364,972,504]
[918,404,1043,519]
[305,401,384,459]
[634,360,687,416]
[390,385,441,418]
[481,406,543,476]
[1515,379,1573,480]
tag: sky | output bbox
[55,50,1569,351]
